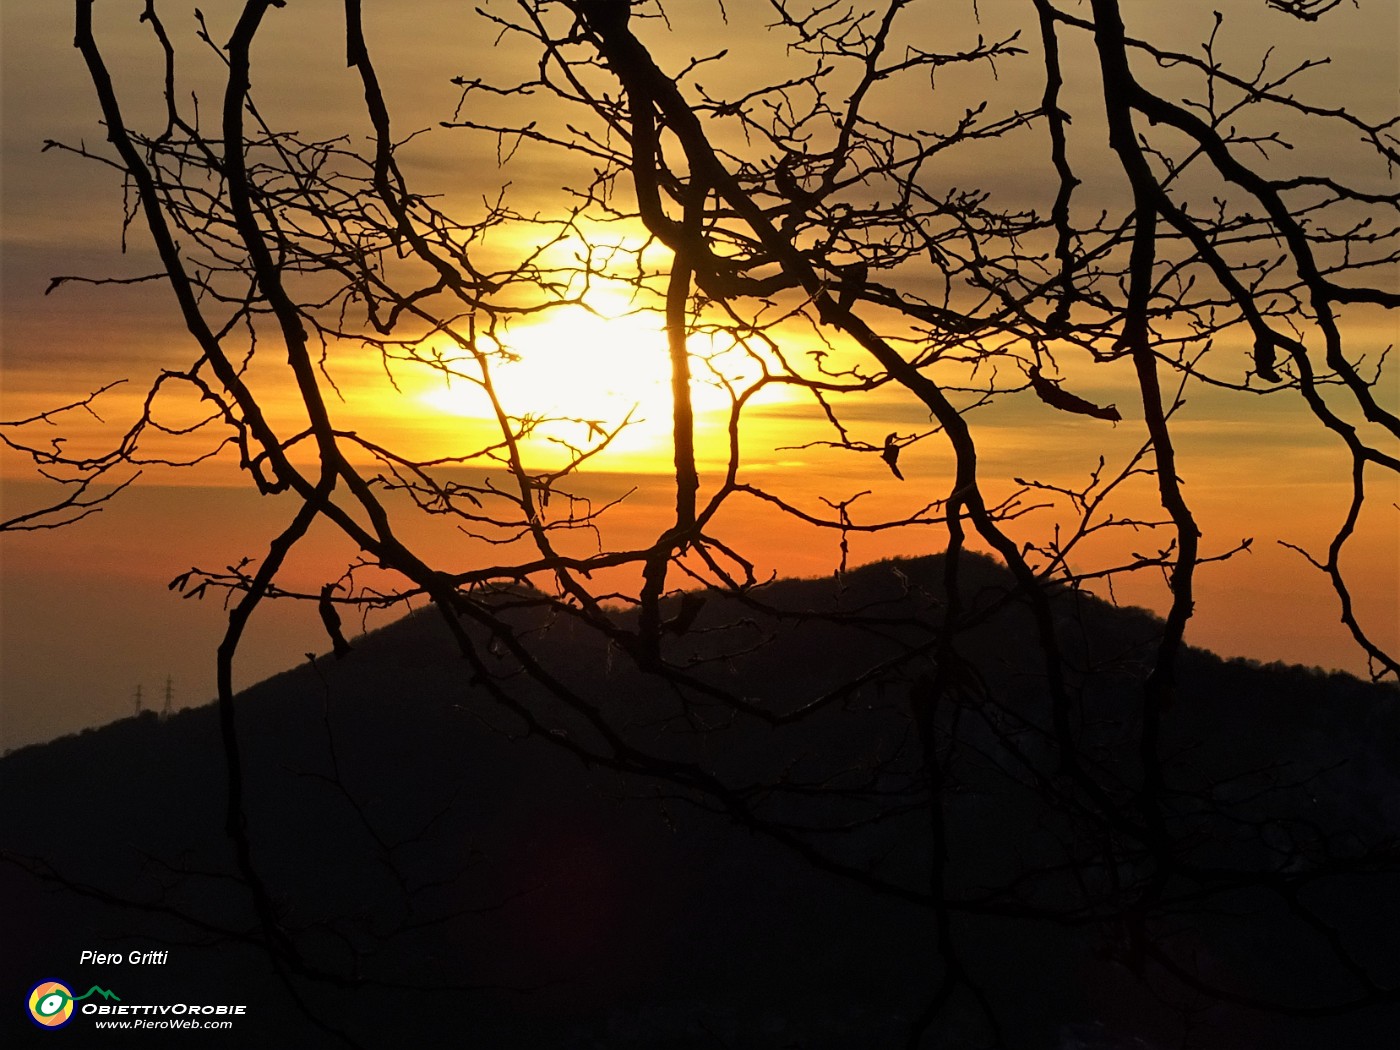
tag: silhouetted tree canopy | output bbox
[3,1,1398,1046]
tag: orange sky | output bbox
[2,1,1397,750]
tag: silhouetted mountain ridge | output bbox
[3,554,1397,1048]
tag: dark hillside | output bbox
[3,555,1397,1048]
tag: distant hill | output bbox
[3,554,1398,1048]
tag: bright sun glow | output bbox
[418,302,769,471]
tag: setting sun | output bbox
[415,300,770,472]
[3,2,1398,1046]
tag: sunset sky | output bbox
[1,0,1396,751]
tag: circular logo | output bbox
[27,981,75,1029]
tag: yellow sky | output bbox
[1,0,1397,750]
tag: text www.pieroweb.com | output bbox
[85,1003,244,1031]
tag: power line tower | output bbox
[161,676,173,722]
[133,684,143,717]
